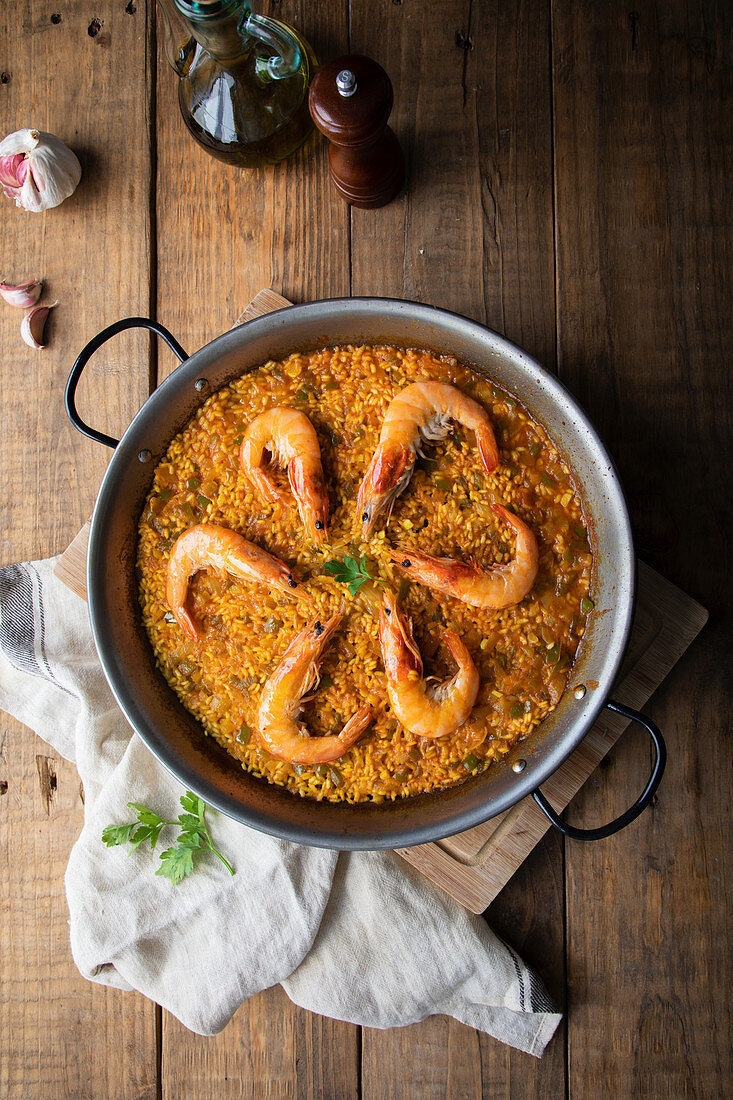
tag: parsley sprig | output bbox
[323,554,383,597]
[102,791,235,885]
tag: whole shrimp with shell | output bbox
[356,381,499,539]
[378,588,479,738]
[240,406,329,545]
[166,523,305,641]
[256,614,374,764]
[391,503,539,610]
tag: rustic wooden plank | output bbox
[480,833,566,1097]
[154,1,350,375]
[235,288,293,326]
[52,290,292,599]
[0,1,159,1096]
[0,734,158,1100]
[349,0,557,366]
[552,1,732,1096]
[349,0,484,316]
[154,3,359,1093]
[162,986,359,1100]
[352,0,563,1092]
[52,521,91,602]
[362,1017,483,1100]
[0,2,154,562]
[397,562,708,912]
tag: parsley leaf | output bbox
[323,554,383,597]
[156,845,195,885]
[176,830,203,849]
[179,791,205,818]
[102,822,137,847]
[132,821,169,851]
[102,791,235,884]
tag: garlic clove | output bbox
[0,129,81,213]
[21,301,57,349]
[0,278,43,308]
[0,153,28,190]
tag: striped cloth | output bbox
[0,557,560,1055]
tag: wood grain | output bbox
[3,0,731,1094]
[551,2,732,1096]
[154,1,350,372]
[51,290,291,600]
[235,288,294,326]
[0,2,158,1095]
[154,3,361,1095]
[480,833,567,1096]
[397,561,708,911]
[351,0,565,1092]
[53,521,707,919]
[162,985,359,1100]
[52,521,91,602]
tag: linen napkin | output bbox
[0,557,561,1056]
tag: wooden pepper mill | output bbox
[308,55,405,209]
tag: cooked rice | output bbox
[137,345,593,802]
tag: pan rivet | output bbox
[137,449,151,463]
[512,759,526,773]
[574,684,587,699]
[194,378,208,392]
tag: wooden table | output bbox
[1,2,729,1096]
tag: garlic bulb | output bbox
[0,129,81,212]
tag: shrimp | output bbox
[256,614,373,764]
[240,407,329,544]
[391,503,538,610]
[356,381,499,538]
[166,524,303,641]
[378,589,479,738]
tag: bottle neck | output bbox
[172,0,252,61]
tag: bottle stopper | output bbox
[308,55,405,209]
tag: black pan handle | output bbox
[531,699,666,841]
[65,318,189,449]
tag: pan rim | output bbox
[87,297,635,849]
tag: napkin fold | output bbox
[0,557,561,1056]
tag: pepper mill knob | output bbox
[308,55,405,209]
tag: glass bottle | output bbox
[157,0,316,168]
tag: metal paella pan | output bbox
[66,298,665,849]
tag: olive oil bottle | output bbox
[157,0,316,168]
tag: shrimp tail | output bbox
[491,502,515,527]
[251,465,284,504]
[442,629,473,669]
[476,422,500,474]
[239,438,284,503]
[176,606,200,642]
[337,704,374,748]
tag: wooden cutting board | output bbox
[55,289,708,913]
